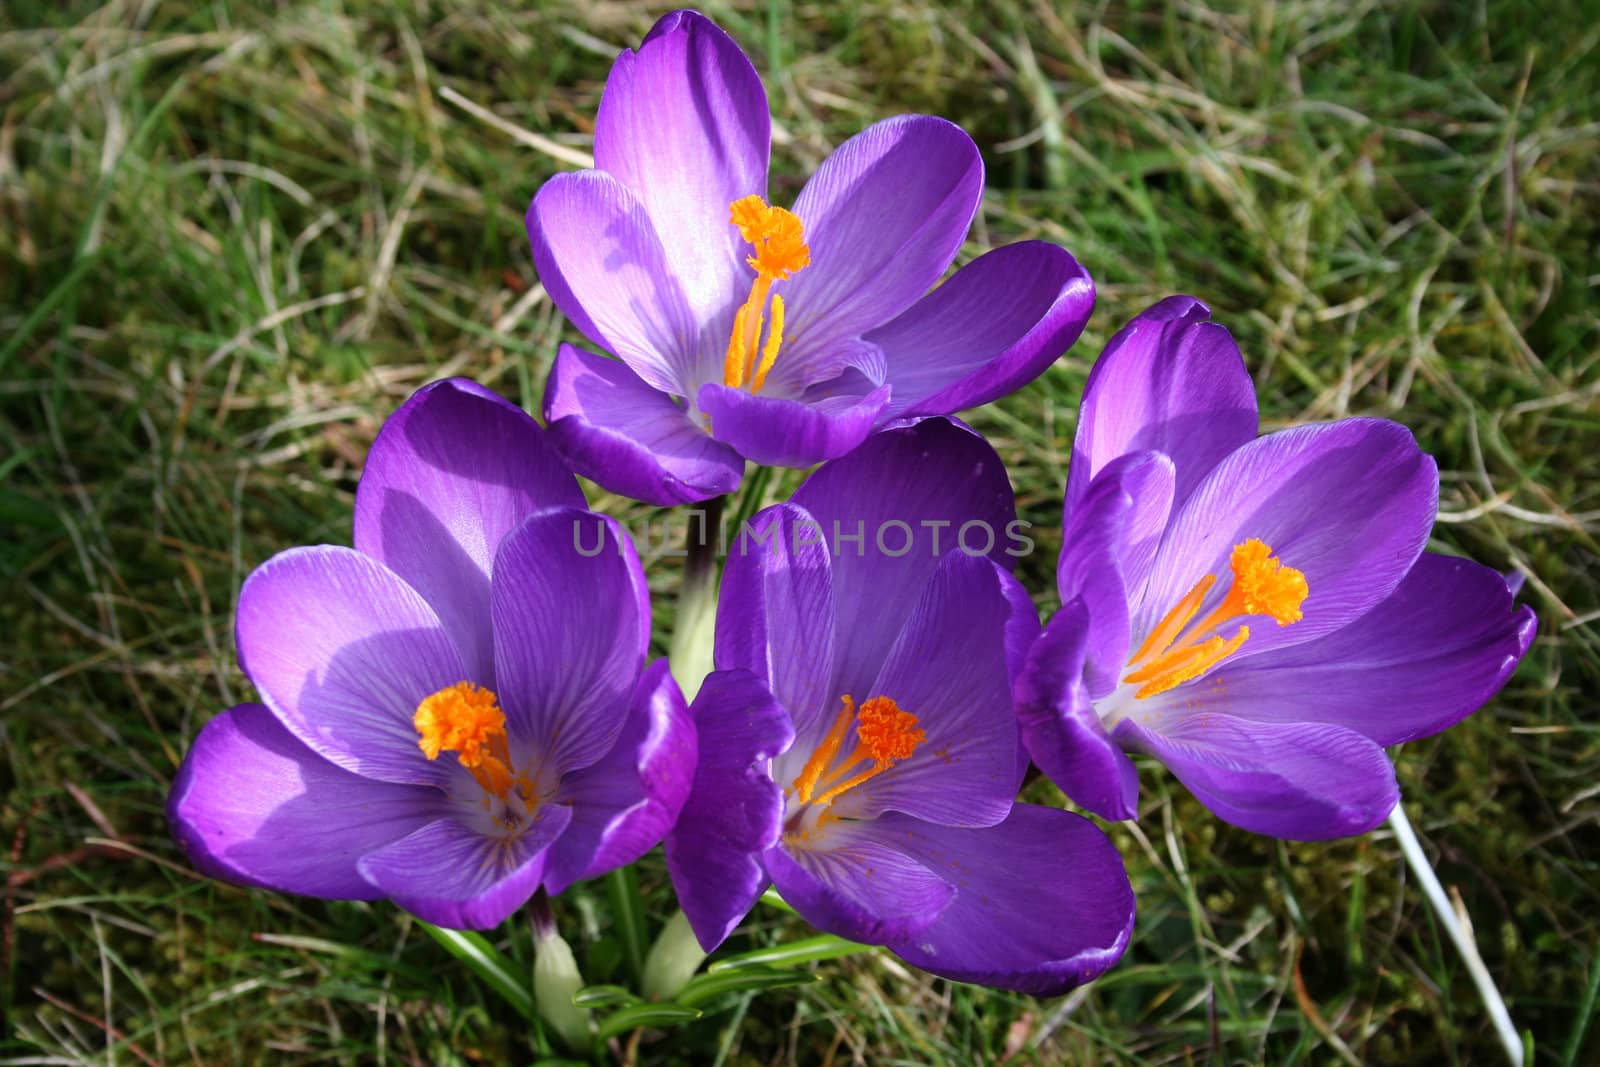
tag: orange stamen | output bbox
[792,695,925,807]
[1124,539,1307,699]
[793,696,858,802]
[748,293,786,393]
[1124,627,1250,699]
[722,195,809,392]
[1127,573,1215,668]
[414,681,518,799]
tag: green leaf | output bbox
[419,922,535,1021]
[677,967,817,1008]
[607,865,647,983]
[593,1002,703,1041]
[571,983,641,1008]
[708,934,870,972]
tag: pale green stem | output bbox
[529,892,591,1050]
[1387,803,1522,1065]
[668,496,723,701]
[641,910,708,1001]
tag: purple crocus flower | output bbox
[527,10,1096,505]
[1018,297,1537,840]
[168,380,695,928]
[665,419,1135,993]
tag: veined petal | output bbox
[754,338,886,400]
[594,9,770,332]
[1057,451,1176,696]
[235,546,468,785]
[1016,603,1141,822]
[1181,552,1536,745]
[490,510,648,775]
[696,380,889,469]
[1118,714,1397,840]
[790,418,1018,701]
[666,669,795,951]
[542,660,696,895]
[527,170,701,393]
[1138,418,1438,661]
[867,242,1096,419]
[1065,296,1256,520]
[883,805,1135,995]
[819,552,1023,828]
[543,344,743,505]
[779,115,982,359]
[168,704,443,899]
[716,504,837,753]
[357,807,572,929]
[354,379,583,685]
[764,824,954,946]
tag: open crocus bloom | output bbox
[1018,297,1537,840]
[169,380,695,928]
[665,419,1134,993]
[528,9,1095,505]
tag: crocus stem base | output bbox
[641,910,708,1001]
[530,893,592,1050]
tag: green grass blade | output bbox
[419,922,536,1022]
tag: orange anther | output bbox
[1123,539,1307,699]
[414,681,518,799]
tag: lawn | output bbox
[3,0,1597,1063]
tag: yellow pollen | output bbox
[1124,539,1308,699]
[413,681,517,799]
[722,195,809,392]
[792,695,925,808]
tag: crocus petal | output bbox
[696,380,890,469]
[527,170,700,393]
[1179,553,1536,746]
[1057,451,1176,695]
[779,115,983,359]
[764,823,954,946]
[357,807,573,929]
[169,704,443,899]
[716,503,837,752]
[354,379,584,684]
[791,417,1018,700]
[1139,418,1439,661]
[823,552,1024,828]
[542,660,696,896]
[755,337,887,400]
[491,510,648,775]
[543,344,744,505]
[666,669,795,951]
[594,9,769,331]
[1117,714,1398,840]
[1065,296,1256,519]
[866,242,1095,419]
[1016,603,1141,822]
[236,546,468,785]
[883,804,1135,995]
